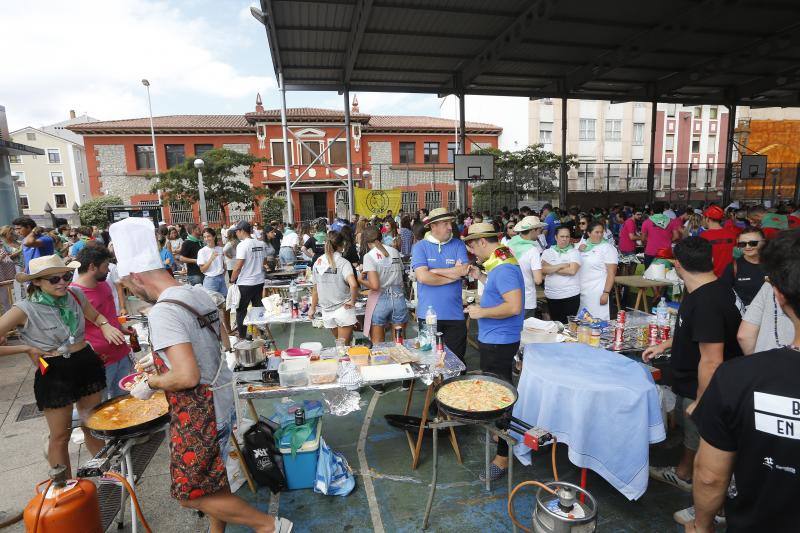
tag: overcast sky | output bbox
[3,0,528,149]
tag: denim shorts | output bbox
[371,288,408,326]
[216,407,236,460]
[203,273,228,298]
[279,247,296,266]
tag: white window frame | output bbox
[46,148,61,164]
[665,134,675,152]
[53,193,68,209]
[604,120,622,141]
[298,140,323,166]
[707,135,717,153]
[11,171,26,187]
[270,139,293,166]
[666,104,676,117]
[539,122,553,144]
[26,132,36,141]
[632,123,644,145]
[327,139,347,165]
[709,106,718,120]
[579,119,596,141]
[691,137,701,154]
[19,194,30,210]
[9,154,22,164]
[694,106,703,118]
[50,171,65,187]
[424,190,441,209]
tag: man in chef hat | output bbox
[110,217,292,533]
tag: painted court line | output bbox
[357,391,385,533]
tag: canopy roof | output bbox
[255,0,800,106]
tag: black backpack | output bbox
[242,420,287,493]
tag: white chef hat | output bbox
[109,217,163,277]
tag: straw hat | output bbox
[513,215,547,233]
[16,255,80,282]
[423,208,455,226]
[462,222,498,242]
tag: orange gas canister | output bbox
[23,465,102,533]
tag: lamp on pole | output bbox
[43,202,56,228]
[194,158,208,225]
[142,79,164,219]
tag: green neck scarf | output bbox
[507,234,535,258]
[314,231,327,244]
[649,214,670,229]
[30,290,78,335]
[185,234,203,244]
[553,244,574,255]
[483,246,518,272]
[583,239,607,252]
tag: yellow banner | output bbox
[354,187,402,218]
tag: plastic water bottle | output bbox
[425,306,438,340]
[656,299,669,327]
[289,279,297,302]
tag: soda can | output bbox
[648,322,659,346]
[660,325,671,341]
[613,325,624,345]
[616,310,626,326]
[394,326,404,345]
[291,301,299,319]
[294,407,305,427]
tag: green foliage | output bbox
[148,148,268,225]
[260,192,286,223]
[79,195,124,228]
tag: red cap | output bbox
[655,247,674,260]
[703,205,725,221]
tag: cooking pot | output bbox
[234,339,266,367]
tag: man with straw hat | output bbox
[509,216,547,319]
[463,222,525,481]
[109,217,292,533]
[411,208,470,361]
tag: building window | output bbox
[539,122,553,144]
[447,142,458,163]
[447,190,456,212]
[707,135,717,153]
[135,145,155,170]
[194,144,214,156]
[11,171,26,187]
[665,134,675,152]
[604,120,622,141]
[402,191,418,214]
[579,119,596,141]
[425,190,441,209]
[50,171,65,187]
[709,106,718,120]
[329,140,347,165]
[694,106,702,118]
[270,140,292,166]
[399,142,416,164]
[9,154,22,164]
[47,149,61,164]
[666,104,676,117]
[541,98,552,105]
[26,132,36,141]
[578,162,595,188]
[632,123,644,145]
[299,141,322,165]
[165,144,185,168]
[691,137,700,153]
[690,167,699,187]
[54,194,67,208]
[423,142,439,164]
[19,194,29,210]
[631,159,643,178]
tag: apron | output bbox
[579,243,612,320]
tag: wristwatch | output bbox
[97,320,109,327]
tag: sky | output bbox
[2,0,528,150]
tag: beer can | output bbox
[294,407,305,427]
[660,325,671,341]
[616,310,626,326]
[291,301,299,318]
[613,325,624,345]
[394,326,404,345]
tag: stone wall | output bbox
[95,144,146,203]
[367,140,455,189]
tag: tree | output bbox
[471,144,578,211]
[148,148,268,225]
[78,195,124,228]
[260,192,286,223]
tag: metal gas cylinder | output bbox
[533,482,597,533]
[23,465,102,533]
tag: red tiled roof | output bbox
[244,107,371,122]
[366,115,501,133]
[67,115,252,133]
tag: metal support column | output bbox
[279,73,294,223]
[344,88,355,220]
[646,100,658,205]
[722,104,737,207]
[559,98,568,208]
[458,93,467,211]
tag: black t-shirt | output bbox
[270,230,283,256]
[719,257,765,307]
[180,239,203,277]
[670,279,743,399]
[303,236,325,265]
[692,348,800,532]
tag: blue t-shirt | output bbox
[22,234,55,272]
[544,212,560,246]
[70,238,88,257]
[411,238,469,321]
[478,262,525,344]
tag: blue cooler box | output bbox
[278,418,322,489]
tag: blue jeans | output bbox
[187,274,203,286]
[216,407,236,459]
[104,355,135,399]
[371,287,408,326]
[203,273,228,298]
[279,247,296,267]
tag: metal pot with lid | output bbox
[234,338,266,367]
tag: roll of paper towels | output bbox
[650,264,666,280]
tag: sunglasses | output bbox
[737,240,763,248]
[44,272,73,284]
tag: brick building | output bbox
[68,96,500,224]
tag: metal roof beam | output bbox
[252,0,283,76]
[342,0,374,84]
[455,0,557,88]
[275,25,492,41]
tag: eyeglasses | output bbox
[737,240,763,248]
[44,272,73,284]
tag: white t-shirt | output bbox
[541,247,582,299]
[518,246,543,310]
[197,245,225,277]
[280,231,299,248]
[579,242,619,290]
[235,238,266,286]
[312,252,355,311]
[362,245,404,290]
[222,241,237,271]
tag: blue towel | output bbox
[512,343,665,500]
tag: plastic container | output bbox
[349,353,370,366]
[299,342,323,356]
[308,360,338,384]
[279,358,310,387]
[282,348,312,361]
[279,418,322,490]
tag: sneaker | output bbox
[274,517,293,533]
[479,463,508,482]
[649,466,692,492]
[673,506,726,526]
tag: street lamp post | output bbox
[194,158,208,225]
[43,202,56,228]
[142,79,164,220]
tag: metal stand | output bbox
[422,418,517,532]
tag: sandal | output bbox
[479,463,508,482]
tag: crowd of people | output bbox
[0,195,798,532]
